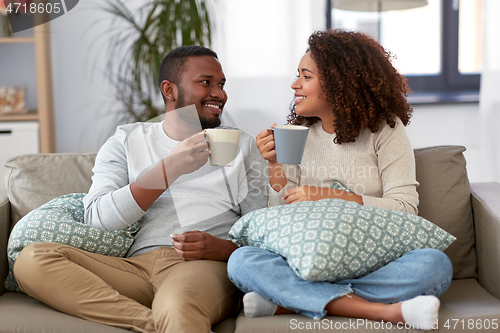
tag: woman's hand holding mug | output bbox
[256,124,278,164]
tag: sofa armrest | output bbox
[0,194,11,297]
[470,182,500,299]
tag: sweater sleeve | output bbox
[83,134,146,230]
[361,119,419,214]
[268,164,301,206]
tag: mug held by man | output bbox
[205,128,241,166]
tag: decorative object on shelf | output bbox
[0,0,13,37]
[97,0,214,125]
[0,86,27,114]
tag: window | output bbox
[327,0,484,102]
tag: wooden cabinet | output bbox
[0,21,55,153]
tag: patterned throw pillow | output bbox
[4,193,141,293]
[229,199,456,282]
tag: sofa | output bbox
[1,145,499,333]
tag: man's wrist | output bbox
[218,239,238,261]
[162,156,182,186]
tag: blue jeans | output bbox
[227,247,453,319]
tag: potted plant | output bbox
[98,0,214,124]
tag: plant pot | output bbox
[0,14,12,37]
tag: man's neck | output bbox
[162,105,203,141]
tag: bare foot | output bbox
[326,294,404,323]
[385,302,405,324]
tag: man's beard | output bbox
[176,88,222,130]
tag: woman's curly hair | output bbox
[287,29,413,144]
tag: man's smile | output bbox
[203,102,223,115]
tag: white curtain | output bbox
[479,0,500,183]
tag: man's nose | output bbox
[210,85,225,99]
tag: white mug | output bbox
[205,129,241,166]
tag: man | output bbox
[14,46,268,333]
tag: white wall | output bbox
[407,103,482,182]
[48,0,325,152]
[46,0,488,183]
[50,0,126,153]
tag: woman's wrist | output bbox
[336,190,363,205]
[268,162,287,192]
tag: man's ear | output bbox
[160,80,177,102]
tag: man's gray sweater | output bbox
[83,122,268,257]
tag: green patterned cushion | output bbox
[229,199,456,282]
[4,193,141,293]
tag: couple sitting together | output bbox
[12,29,452,333]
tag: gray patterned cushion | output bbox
[229,199,456,282]
[4,193,141,293]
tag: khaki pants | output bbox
[14,243,240,333]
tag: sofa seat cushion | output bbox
[414,146,477,279]
[0,292,130,333]
[233,279,500,333]
[0,292,236,333]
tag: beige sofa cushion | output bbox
[5,153,97,227]
[414,146,476,279]
[0,293,130,333]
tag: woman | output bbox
[227,30,453,330]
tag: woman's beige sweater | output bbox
[269,118,419,214]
